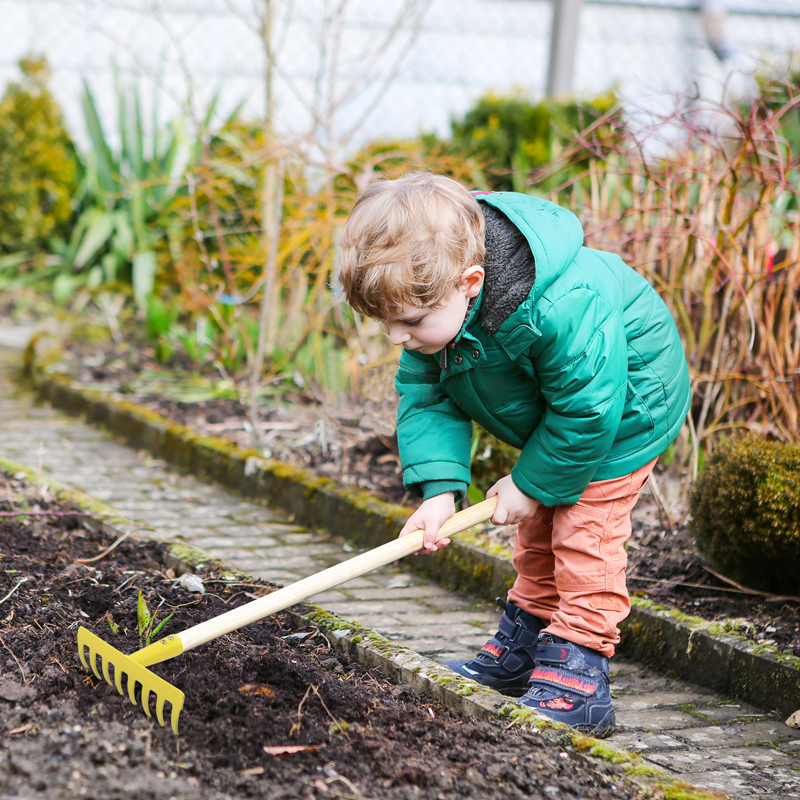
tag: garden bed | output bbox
[0,472,659,800]
[47,335,800,662]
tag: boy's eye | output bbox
[404,318,422,327]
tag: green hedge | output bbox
[0,56,79,254]
[689,433,800,595]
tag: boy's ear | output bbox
[460,265,485,298]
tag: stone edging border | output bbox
[25,359,800,718]
[0,453,717,800]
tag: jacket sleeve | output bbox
[394,350,472,501]
[511,288,628,506]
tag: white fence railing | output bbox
[1,0,798,150]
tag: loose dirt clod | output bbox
[0,475,650,799]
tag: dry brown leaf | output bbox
[7,722,34,735]
[239,684,275,697]
[243,586,273,598]
[263,744,325,755]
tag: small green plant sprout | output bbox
[103,613,119,635]
[328,719,349,735]
[136,589,175,646]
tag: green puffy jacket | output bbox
[395,192,691,507]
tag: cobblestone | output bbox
[2,339,800,797]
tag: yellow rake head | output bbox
[78,627,185,734]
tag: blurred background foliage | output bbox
[0,57,79,256]
[1,54,799,514]
[446,88,625,193]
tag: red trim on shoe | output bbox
[531,667,598,695]
[480,642,503,658]
[542,697,576,710]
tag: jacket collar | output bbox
[439,293,482,369]
[437,289,542,372]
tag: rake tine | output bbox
[89,648,103,681]
[102,653,113,686]
[127,674,139,706]
[113,664,125,696]
[156,695,166,728]
[78,640,88,670]
[170,700,182,735]
[141,686,153,719]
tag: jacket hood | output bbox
[475,192,584,303]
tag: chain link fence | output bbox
[1,0,800,149]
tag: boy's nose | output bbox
[382,322,410,346]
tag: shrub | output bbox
[688,434,800,595]
[0,56,79,254]
[450,89,624,193]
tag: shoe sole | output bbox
[574,708,615,739]
[444,662,530,696]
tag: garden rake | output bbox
[78,496,497,734]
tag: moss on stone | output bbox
[657,782,721,800]
[456,529,514,560]
[631,596,707,628]
[302,609,361,634]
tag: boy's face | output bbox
[380,266,484,355]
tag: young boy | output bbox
[337,172,691,738]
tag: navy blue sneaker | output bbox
[519,633,615,738]
[444,600,545,696]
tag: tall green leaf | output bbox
[132,249,157,308]
[72,209,115,269]
[80,79,117,197]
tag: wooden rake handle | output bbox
[176,496,498,653]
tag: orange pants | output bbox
[507,458,657,657]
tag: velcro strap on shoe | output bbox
[497,615,516,638]
[479,641,506,660]
[535,642,572,664]
[530,666,598,697]
[498,616,539,648]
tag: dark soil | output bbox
[0,475,650,800]
[51,338,800,660]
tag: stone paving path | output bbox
[1,339,799,798]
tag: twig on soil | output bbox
[0,639,28,684]
[49,656,68,674]
[0,577,29,606]
[74,530,135,564]
[702,566,800,603]
[291,684,314,737]
[628,573,762,595]
[311,684,351,741]
[320,774,362,799]
[313,627,332,650]
[629,571,800,603]
[114,573,140,593]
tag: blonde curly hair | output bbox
[336,172,485,320]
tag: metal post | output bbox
[546,0,583,98]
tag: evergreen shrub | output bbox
[0,56,79,254]
[450,89,623,193]
[688,433,800,594]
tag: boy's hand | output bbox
[398,492,456,553]
[487,475,540,525]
